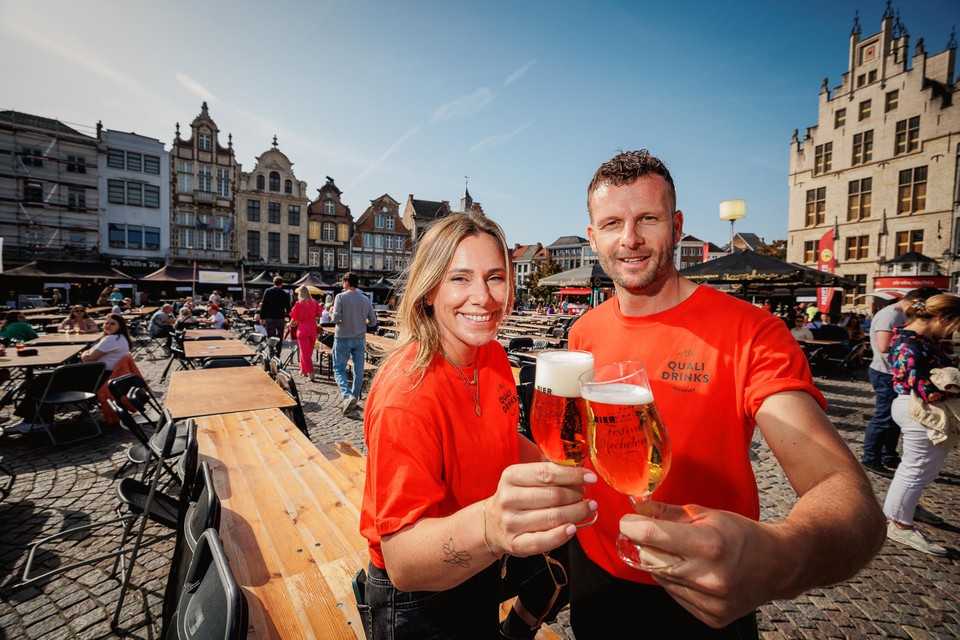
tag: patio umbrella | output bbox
[679,250,858,289]
[245,271,276,286]
[292,271,336,289]
[297,284,323,296]
[538,263,613,288]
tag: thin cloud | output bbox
[346,124,423,191]
[176,73,218,104]
[471,121,533,153]
[431,88,495,122]
[504,59,537,87]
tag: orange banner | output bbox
[817,229,836,312]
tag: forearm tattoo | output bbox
[442,538,471,568]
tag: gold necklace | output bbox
[441,351,481,416]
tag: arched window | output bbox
[284,179,292,194]
[269,171,280,191]
[256,175,264,190]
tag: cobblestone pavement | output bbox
[0,352,957,639]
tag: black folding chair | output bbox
[268,356,282,380]
[161,343,195,384]
[508,336,534,352]
[517,364,536,441]
[165,528,248,640]
[111,414,190,630]
[201,357,252,370]
[275,370,309,436]
[161,457,222,637]
[19,415,186,591]
[26,362,107,446]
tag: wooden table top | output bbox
[166,367,295,420]
[0,344,85,369]
[183,339,255,359]
[364,333,397,351]
[196,409,368,639]
[123,306,159,317]
[27,333,100,346]
[184,328,235,340]
[25,314,69,324]
[19,307,61,315]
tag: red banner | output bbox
[817,229,836,312]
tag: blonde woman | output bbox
[884,294,960,556]
[289,286,321,379]
[359,212,595,639]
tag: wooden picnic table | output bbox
[364,333,397,351]
[166,367,295,420]
[123,306,159,317]
[85,306,113,316]
[19,307,61,315]
[182,339,255,360]
[0,344,86,378]
[184,328,234,340]
[196,409,369,639]
[26,333,100,346]
[24,314,69,325]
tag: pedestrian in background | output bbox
[883,294,960,556]
[259,276,291,357]
[331,272,377,415]
[862,287,940,478]
[289,286,322,380]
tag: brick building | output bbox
[787,9,959,304]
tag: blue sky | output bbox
[1,0,956,249]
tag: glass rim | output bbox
[536,349,593,364]
[578,360,647,386]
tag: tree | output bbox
[758,239,787,261]
[526,256,563,301]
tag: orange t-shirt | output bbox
[569,285,825,584]
[360,341,521,569]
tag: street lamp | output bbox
[719,199,746,254]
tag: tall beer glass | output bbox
[579,361,673,570]
[530,350,596,527]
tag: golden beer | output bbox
[531,350,594,466]
[582,383,671,499]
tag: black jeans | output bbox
[569,537,759,640]
[361,545,570,640]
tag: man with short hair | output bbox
[861,287,941,477]
[331,272,377,415]
[567,149,885,638]
[259,276,291,357]
[149,303,176,351]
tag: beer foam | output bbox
[580,383,654,406]
[536,351,594,397]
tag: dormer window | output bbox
[269,171,280,192]
[198,132,212,151]
[285,179,292,194]
[324,201,335,215]
[256,175,264,190]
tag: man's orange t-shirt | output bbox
[569,285,825,584]
[360,341,521,569]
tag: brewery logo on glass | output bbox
[661,348,711,393]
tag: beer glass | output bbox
[579,361,673,570]
[530,350,597,527]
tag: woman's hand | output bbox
[484,462,597,557]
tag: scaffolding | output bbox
[0,111,102,264]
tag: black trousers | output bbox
[569,537,759,640]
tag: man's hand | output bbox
[619,501,779,628]
[485,462,598,558]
